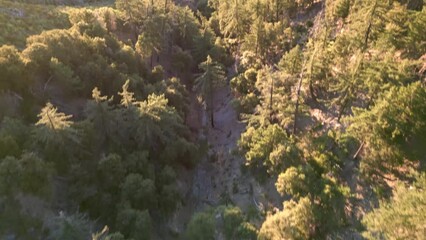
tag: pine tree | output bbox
[85,87,115,149]
[363,174,426,240]
[36,102,73,131]
[33,102,80,173]
[136,16,163,68]
[193,55,225,128]
[258,197,314,240]
[0,45,27,93]
[239,124,300,175]
[243,17,267,61]
[216,0,251,41]
[121,174,157,210]
[118,80,136,108]
[185,212,215,240]
[116,207,152,240]
[346,82,426,180]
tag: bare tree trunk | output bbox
[207,77,215,129]
[309,80,317,103]
[353,141,365,160]
[293,71,304,135]
[209,90,215,128]
[44,76,53,93]
[210,111,215,128]
[150,55,153,69]
[307,46,318,103]
[269,73,274,110]
[151,0,154,15]
[364,0,377,50]
[337,97,349,122]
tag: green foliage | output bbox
[231,68,257,96]
[0,45,27,93]
[171,47,194,76]
[278,45,303,75]
[35,102,73,131]
[121,174,157,210]
[239,124,299,175]
[104,232,127,240]
[17,152,53,196]
[276,166,308,198]
[84,87,115,149]
[97,153,126,189]
[334,0,351,18]
[66,79,194,237]
[347,82,426,179]
[124,151,153,177]
[150,76,190,118]
[0,135,20,159]
[185,212,215,240]
[0,0,70,48]
[136,16,163,59]
[222,206,244,239]
[49,57,82,93]
[185,205,258,240]
[116,208,152,240]
[253,65,305,130]
[1,0,424,239]
[230,68,259,114]
[0,197,43,239]
[243,19,292,62]
[0,117,30,147]
[49,212,92,240]
[194,55,226,127]
[363,174,426,240]
[158,182,180,215]
[21,26,139,96]
[194,55,226,98]
[258,197,314,240]
[0,0,195,238]
[0,152,52,197]
[235,222,258,240]
[33,102,80,172]
[0,156,21,196]
[68,8,108,37]
[260,129,351,237]
[213,0,251,40]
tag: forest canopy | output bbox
[0,0,425,239]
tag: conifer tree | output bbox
[85,88,115,149]
[258,197,314,240]
[136,16,163,68]
[346,82,426,179]
[34,102,79,172]
[362,174,426,240]
[239,124,299,175]
[193,55,225,128]
[0,45,27,93]
[216,0,251,40]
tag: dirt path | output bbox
[169,81,282,236]
[192,85,247,209]
[192,83,282,216]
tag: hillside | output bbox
[0,0,425,239]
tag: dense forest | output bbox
[0,0,425,239]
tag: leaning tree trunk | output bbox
[337,97,350,122]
